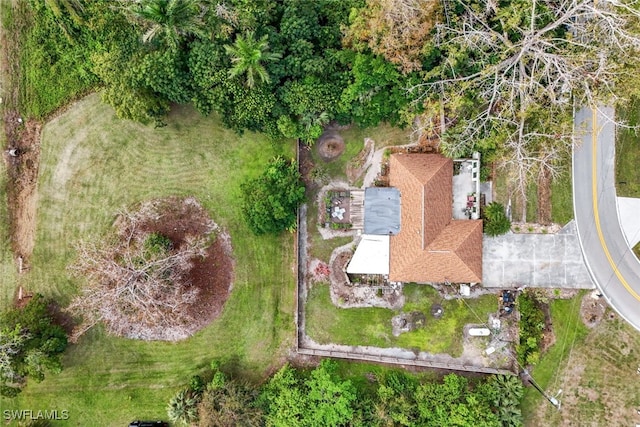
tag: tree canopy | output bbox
[169,361,524,427]
[241,156,305,235]
[0,295,68,397]
[483,202,512,236]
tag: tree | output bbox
[224,31,281,88]
[373,371,419,426]
[92,45,171,125]
[415,374,501,427]
[128,0,204,48]
[43,0,84,39]
[241,156,305,235]
[67,198,212,341]
[198,381,263,427]
[304,360,357,426]
[168,388,200,426]
[487,375,524,427]
[345,0,441,73]
[259,364,308,427]
[0,295,68,396]
[412,0,640,213]
[259,361,357,427]
[483,202,511,237]
[339,52,416,127]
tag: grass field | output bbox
[521,294,589,424]
[525,307,640,426]
[0,151,19,307]
[4,94,296,425]
[616,98,640,198]
[493,164,573,225]
[306,283,497,356]
[310,124,410,182]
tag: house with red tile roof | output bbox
[347,153,483,284]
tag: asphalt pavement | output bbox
[573,106,640,332]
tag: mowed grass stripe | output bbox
[8,94,295,425]
[0,157,18,307]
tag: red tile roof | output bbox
[389,153,483,283]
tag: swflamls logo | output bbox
[3,409,70,421]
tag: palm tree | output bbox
[224,31,281,88]
[131,0,204,48]
[167,388,199,426]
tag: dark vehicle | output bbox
[129,422,168,427]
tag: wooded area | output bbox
[16,0,640,209]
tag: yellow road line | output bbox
[591,107,640,301]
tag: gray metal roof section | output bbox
[364,187,401,235]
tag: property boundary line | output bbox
[294,139,515,376]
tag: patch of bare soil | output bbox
[580,293,606,328]
[316,131,345,161]
[71,197,234,341]
[328,247,403,309]
[3,111,41,271]
[135,197,234,339]
[539,302,556,353]
[537,166,552,225]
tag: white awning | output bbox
[346,234,389,275]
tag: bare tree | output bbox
[68,200,213,341]
[411,0,640,216]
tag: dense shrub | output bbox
[483,202,512,236]
[0,294,68,396]
[241,156,305,235]
[170,360,525,427]
[516,291,546,366]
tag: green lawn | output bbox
[493,165,573,225]
[306,283,497,356]
[4,94,296,425]
[521,294,588,423]
[0,144,19,307]
[311,124,410,182]
[616,98,640,197]
[550,167,573,225]
[524,302,640,426]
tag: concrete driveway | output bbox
[482,221,594,289]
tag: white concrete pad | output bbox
[482,221,594,288]
[616,197,640,247]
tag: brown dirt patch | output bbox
[185,229,234,327]
[539,302,556,353]
[71,197,234,341]
[537,166,552,225]
[579,293,606,328]
[316,132,345,161]
[131,197,234,339]
[330,249,351,287]
[3,111,41,271]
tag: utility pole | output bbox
[522,369,562,410]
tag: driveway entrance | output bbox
[482,221,594,289]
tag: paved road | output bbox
[573,106,640,332]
